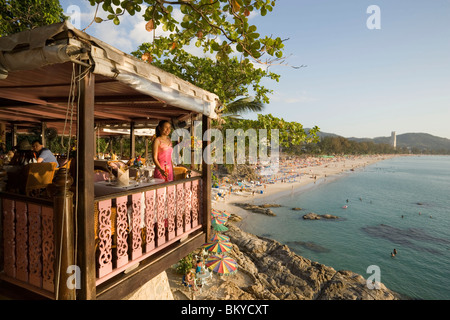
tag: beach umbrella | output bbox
[210,233,230,242]
[205,254,238,276]
[212,222,228,232]
[212,216,228,225]
[220,210,231,218]
[211,209,231,219]
[202,240,233,254]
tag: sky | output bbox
[60,0,450,139]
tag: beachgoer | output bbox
[152,120,174,181]
[31,140,58,167]
[393,248,397,255]
[195,260,203,274]
[185,269,197,291]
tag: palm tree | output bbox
[222,96,264,116]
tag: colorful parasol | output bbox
[202,240,233,254]
[212,222,228,232]
[211,208,222,217]
[220,210,231,218]
[211,208,231,219]
[205,254,238,276]
[210,233,230,242]
[212,215,228,225]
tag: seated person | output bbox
[32,140,59,167]
[9,140,37,166]
[195,259,203,274]
[7,139,37,192]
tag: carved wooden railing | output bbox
[94,177,203,285]
[0,194,56,298]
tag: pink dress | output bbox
[153,138,174,181]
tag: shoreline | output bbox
[166,154,408,300]
[212,154,397,218]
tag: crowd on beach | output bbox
[212,154,387,202]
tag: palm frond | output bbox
[223,97,264,115]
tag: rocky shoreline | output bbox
[168,216,406,300]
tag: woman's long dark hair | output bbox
[155,120,170,137]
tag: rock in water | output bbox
[303,212,339,220]
[224,223,404,300]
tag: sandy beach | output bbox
[166,154,400,300]
[212,154,395,214]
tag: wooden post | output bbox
[120,137,124,158]
[145,137,149,163]
[130,122,135,160]
[41,122,46,147]
[51,168,75,300]
[202,115,212,240]
[0,122,6,146]
[11,123,17,148]
[77,67,96,300]
[190,114,195,170]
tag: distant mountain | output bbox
[306,129,450,152]
[349,133,450,152]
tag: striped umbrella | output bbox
[212,222,228,232]
[205,254,238,276]
[211,209,231,219]
[202,240,233,254]
[211,208,222,217]
[220,210,231,218]
[210,233,230,242]
[212,216,228,225]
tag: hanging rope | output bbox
[55,59,92,300]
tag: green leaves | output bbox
[89,0,285,65]
[221,114,320,150]
[0,0,66,36]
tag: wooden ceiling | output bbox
[0,61,194,136]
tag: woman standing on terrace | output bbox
[152,120,174,182]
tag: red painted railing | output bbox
[1,197,55,297]
[94,177,203,285]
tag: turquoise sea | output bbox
[236,155,450,300]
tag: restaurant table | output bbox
[195,269,212,287]
[94,178,165,197]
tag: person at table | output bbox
[9,139,37,166]
[152,120,173,181]
[31,139,59,167]
[7,139,37,192]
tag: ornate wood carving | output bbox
[115,196,129,268]
[191,180,199,228]
[3,199,16,278]
[42,206,55,292]
[28,204,42,287]
[167,185,176,240]
[15,201,28,282]
[176,184,184,236]
[144,190,155,252]
[156,188,166,246]
[97,200,112,278]
[184,181,192,232]
[130,193,142,260]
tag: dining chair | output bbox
[24,162,57,197]
[174,166,188,180]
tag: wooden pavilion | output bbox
[0,21,219,300]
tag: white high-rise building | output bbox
[391,131,397,149]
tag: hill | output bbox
[305,129,450,153]
[347,132,450,152]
